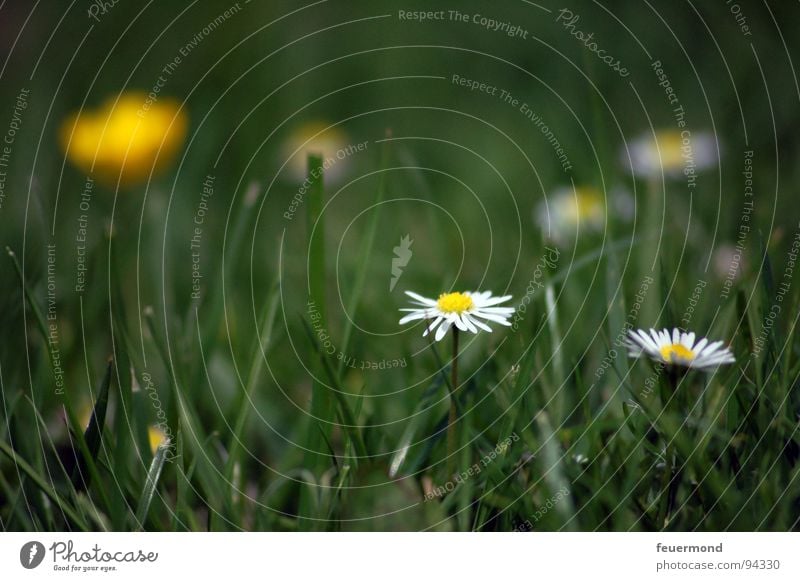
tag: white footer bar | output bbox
[1,532,797,579]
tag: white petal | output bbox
[472,311,512,325]
[479,306,516,314]
[625,336,644,353]
[453,313,469,332]
[629,329,647,347]
[694,337,709,354]
[474,294,513,307]
[470,317,493,332]
[405,290,437,306]
[435,320,453,342]
[625,333,645,353]
[697,350,735,365]
[399,311,428,325]
[649,329,664,348]
[422,317,444,337]
[635,329,659,353]
[700,340,724,357]
[461,314,478,334]
[468,290,492,302]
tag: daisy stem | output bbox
[657,441,673,529]
[657,369,682,529]
[447,328,460,480]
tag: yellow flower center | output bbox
[653,131,685,169]
[659,343,695,363]
[437,292,474,314]
[574,188,604,221]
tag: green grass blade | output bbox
[301,318,367,458]
[605,244,629,382]
[545,283,565,421]
[72,358,113,488]
[6,247,51,356]
[0,438,88,531]
[224,283,280,513]
[305,153,335,471]
[144,308,224,517]
[23,395,92,525]
[389,372,445,477]
[534,412,576,531]
[7,245,111,513]
[198,181,260,355]
[337,133,390,374]
[226,281,280,466]
[135,443,170,529]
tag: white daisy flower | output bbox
[623,130,718,178]
[398,290,515,342]
[625,328,735,371]
[534,186,605,245]
[534,185,634,246]
[713,243,745,282]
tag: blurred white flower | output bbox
[623,130,718,178]
[626,328,735,371]
[572,453,589,465]
[535,186,605,245]
[281,121,351,183]
[713,243,745,281]
[399,290,514,342]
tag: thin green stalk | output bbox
[223,282,280,517]
[545,283,564,421]
[656,440,673,529]
[306,153,334,471]
[657,369,682,529]
[135,443,170,529]
[446,328,459,480]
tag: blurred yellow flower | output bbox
[624,130,718,178]
[60,92,187,186]
[535,186,605,245]
[148,425,169,454]
[78,403,93,430]
[281,121,351,184]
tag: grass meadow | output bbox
[1,0,800,532]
